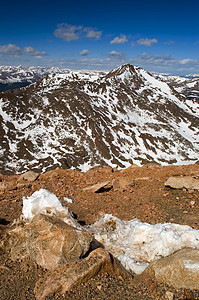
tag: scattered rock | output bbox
[0,181,17,192]
[164,176,199,190]
[34,248,132,300]
[139,248,199,290]
[5,214,93,270]
[0,182,6,191]
[17,171,40,182]
[165,291,174,300]
[83,181,112,193]
[112,178,134,191]
[0,265,10,271]
[134,177,151,181]
[17,182,32,189]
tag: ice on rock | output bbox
[117,254,149,274]
[88,214,199,274]
[21,190,199,275]
[63,197,73,203]
[22,189,79,228]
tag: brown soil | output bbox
[0,163,199,299]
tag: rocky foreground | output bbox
[0,163,199,299]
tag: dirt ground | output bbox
[0,163,199,299]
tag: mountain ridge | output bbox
[0,64,198,174]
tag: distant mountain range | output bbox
[0,65,107,92]
[0,64,198,174]
[1,65,199,100]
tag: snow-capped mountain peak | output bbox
[0,64,198,174]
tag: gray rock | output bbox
[140,248,199,290]
[18,171,40,182]
[6,214,93,270]
[83,181,112,192]
[164,176,199,190]
[34,248,132,300]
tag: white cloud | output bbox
[0,44,22,56]
[54,24,102,41]
[54,24,82,42]
[179,58,194,65]
[110,34,128,44]
[79,49,90,56]
[0,44,48,59]
[24,47,47,58]
[137,38,158,46]
[84,28,102,40]
[108,51,125,60]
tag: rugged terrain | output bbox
[0,163,199,299]
[155,73,199,100]
[0,65,106,92]
[0,64,198,174]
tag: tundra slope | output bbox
[0,64,198,174]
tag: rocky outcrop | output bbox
[17,170,40,182]
[83,181,112,193]
[165,176,199,190]
[138,248,199,289]
[34,248,132,300]
[5,214,93,270]
[83,177,134,193]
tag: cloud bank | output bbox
[45,52,199,75]
[0,44,47,58]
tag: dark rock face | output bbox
[0,64,198,174]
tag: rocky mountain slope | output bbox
[155,73,199,100]
[0,64,198,174]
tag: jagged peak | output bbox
[105,64,145,81]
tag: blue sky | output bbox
[0,0,199,75]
